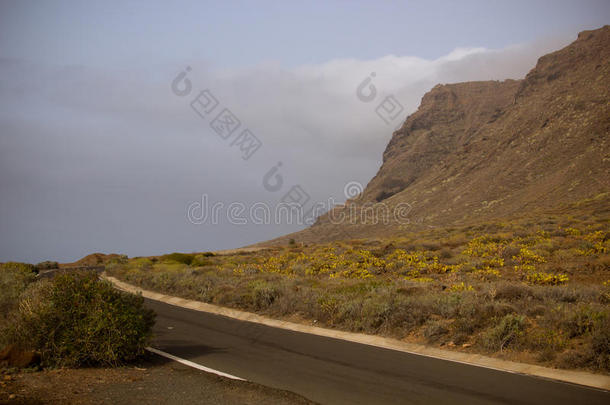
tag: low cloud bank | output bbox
[0,33,573,262]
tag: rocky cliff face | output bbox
[265,26,610,245]
[361,79,522,204]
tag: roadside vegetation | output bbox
[107,214,610,373]
[0,265,155,368]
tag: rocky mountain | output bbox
[265,26,610,245]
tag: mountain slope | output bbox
[265,26,610,245]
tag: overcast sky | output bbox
[1,0,608,263]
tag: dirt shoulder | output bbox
[0,354,315,405]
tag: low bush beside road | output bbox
[0,265,155,368]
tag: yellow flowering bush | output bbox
[526,272,569,285]
[485,257,505,267]
[577,231,608,255]
[385,249,452,276]
[325,249,385,279]
[474,266,501,280]
[583,231,605,243]
[306,247,337,275]
[350,249,387,269]
[447,282,474,292]
[462,236,504,258]
[232,263,249,275]
[428,261,462,274]
[462,236,508,274]
[330,267,373,279]
[317,295,339,317]
[386,249,430,271]
[513,247,545,272]
[564,227,581,236]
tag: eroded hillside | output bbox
[269,26,609,245]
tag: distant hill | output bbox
[60,253,124,268]
[263,26,610,245]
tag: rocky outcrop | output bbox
[263,26,610,245]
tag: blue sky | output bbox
[0,1,608,263]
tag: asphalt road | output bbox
[146,298,609,405]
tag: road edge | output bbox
[103,273,610,392]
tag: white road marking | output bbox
[146,347,246,381]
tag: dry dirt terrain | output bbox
[0,354,314,405]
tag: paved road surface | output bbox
[146,299,609,405]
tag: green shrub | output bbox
[317,294,340,322]
[1,261,36,274]
[0,262,37,315]
[361,297,393,330]
[480,314,526,352]
[160,252,195,266]
[556,349,591,369]
[452,317,477,336]
[562,305,605,338]
[523,328,568,362]
[249,280,281,310]
[191,254,213,267]
[2,271,155,367]
[106,255,128,265]
[35,261,59,271]
[590,315,610,370]
[494,283,532,301]
[424,320,449,342]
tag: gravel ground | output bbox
[0,354,315,404]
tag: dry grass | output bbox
[107,214,610,373]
